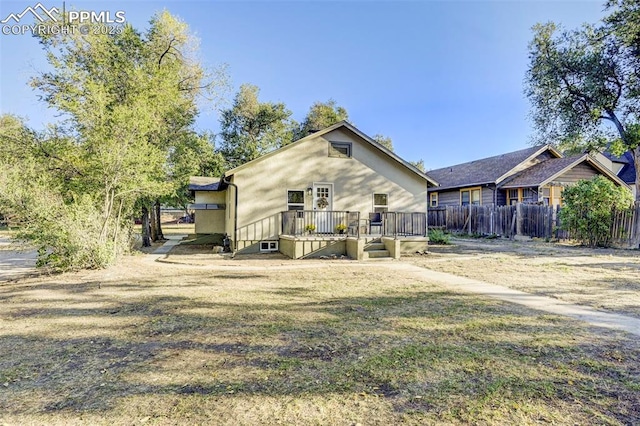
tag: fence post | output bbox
[633,203,640,248]
[516,203,523,237]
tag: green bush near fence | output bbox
[558,176,633,247]
[428,228,451,244]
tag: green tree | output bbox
[558,176,633,247]
[0,11,227,269]
[525,18,640,200]
[372,134,394,151]
[409,159,426,172]
[295,99,349,140]
[167,131,225,214]
[219,84,293,169]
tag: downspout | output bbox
[223,175,238,255]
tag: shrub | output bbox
[558,176,633,247]
[428,228,451,245]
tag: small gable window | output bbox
[329,142,352,158]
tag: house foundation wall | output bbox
[401,237,429,253]
[346,237,364,261]
[279,236,348,259]
[236,240,261,253]
[381,237,401,259]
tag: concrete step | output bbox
[365,243,386,251]
[363,249,391,259]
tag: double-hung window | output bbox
[429,193,438,207]
[287,190,304,211]
[461,188,481,206]
[373,193,389,212]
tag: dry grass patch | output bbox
[409,239,640,318]
[1,257,639,425]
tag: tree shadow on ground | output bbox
[1,274,639,424]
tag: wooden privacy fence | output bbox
[429,204,640,246]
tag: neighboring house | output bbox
[598,151,637,199]
[189,121,438,259]
[426,145,629,207]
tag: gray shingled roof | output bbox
[499,156,583,188]
[619,162,636,184]
[188,176,223,191]
[426,145,545,190]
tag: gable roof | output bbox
[223,121,438,186]
[426,145,561,190]
[188,176,224,192]
[500,155,629,189]
[498,156,580,188]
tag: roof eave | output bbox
[428,181,496,192]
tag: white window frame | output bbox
[259,241,279,252]
[373,193,389,213]
[287,189,305,211]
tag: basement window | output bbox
[259,241,279,252]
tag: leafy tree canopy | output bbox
[219,84,293,169]
[372,134,394,151]
[0,11,227,269]
[295,99,349,140]
[525,2,640,199]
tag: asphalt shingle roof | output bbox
[426,145,546,190]
[499,156,583,188]
[619,162,636,184]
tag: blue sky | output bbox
[0,0,608,169]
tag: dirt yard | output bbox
[1,242,640,425]
[408,238,640,318]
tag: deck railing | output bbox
[281,210,360,237]
[281,210,427,238]
[381,212,427,237]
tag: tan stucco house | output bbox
[189,121,438,259]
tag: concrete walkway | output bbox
[143,234,188,262]
[152,234,187,254]
[387,263,640,337]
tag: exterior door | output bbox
[313,183,333,233]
